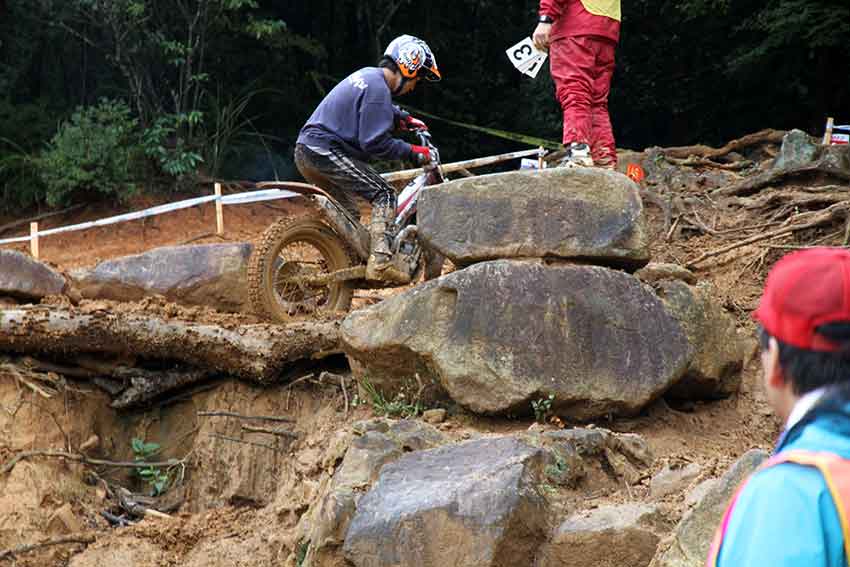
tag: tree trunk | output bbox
[0,307,341,383]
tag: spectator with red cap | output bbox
[707,247,850,567]
[531,0,620,168]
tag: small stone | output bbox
[46,503,83,534]
[650,462,702,499]
[422,408,446,424]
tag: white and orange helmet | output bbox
[384,35,441,82]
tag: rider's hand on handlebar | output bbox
[410,145,432,166]
[399,115,428,132]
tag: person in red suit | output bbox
[532,0,621,168]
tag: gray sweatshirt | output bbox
[297,67,412,162]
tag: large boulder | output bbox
[656,280,749,399]
[71,243,252,312]
[342,261,690,420]
[537,503,667,567]
[301,420,446,567]
[0,250,66,300]
[651,449,768,567]
[342,436,549,567]
[418,168,650,270]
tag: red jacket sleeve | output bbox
[539,0,564,19]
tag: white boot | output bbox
[558,142,594,168]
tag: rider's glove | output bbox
[399,115,428,132]
[410,145,432,166]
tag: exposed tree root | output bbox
[662,129,786,160]
[712,161,850,198]
[686,202,850,267]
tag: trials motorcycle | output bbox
[247,130,446,322]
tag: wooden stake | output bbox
[214,183,224,235]
[823,117,834,146]
[29,222,39,259]
[538,146,544,170]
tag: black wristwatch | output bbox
[538,15,554,23]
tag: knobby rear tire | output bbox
[247,216,355,322]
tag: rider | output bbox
[294,35,441,283]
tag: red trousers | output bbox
[550,36,617,166]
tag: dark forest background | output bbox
[0,0,847,212]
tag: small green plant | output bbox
[359,378,421,418]
[531,394,555,423]
[131,437,170,496]
[295,540,310,567]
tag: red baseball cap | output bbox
[753,247,850,352]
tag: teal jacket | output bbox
[717,384,850,566]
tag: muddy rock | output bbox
[343,436,549,567]
[650,462,702,499]
[540,428,653,487]
[417,168,650,270]
[0,250,66,300]
[537,503,666,567]
[71,243,252,312]
[651,449,768,567]
[302,420,446,567]
[656,281,748,399]
[772,129,818,170]
[342,261,689,420]
[635,263,697,285]
[422,408,446,424]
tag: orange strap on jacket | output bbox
[706,450,850,567]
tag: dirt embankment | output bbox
[2,130,846,565]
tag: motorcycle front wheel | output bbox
[247,216,355,322]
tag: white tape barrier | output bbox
[0,188,299,245]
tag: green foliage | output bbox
[359,378,421,418]
[140,114,205,179]
[36,99,140,207]
[531,394,555,424]
[295,540,310,567]
[131,437,170,496]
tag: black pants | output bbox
[294,144,396,219]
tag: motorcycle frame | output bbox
[259,131,444,267]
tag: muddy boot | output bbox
[365,203,411,284]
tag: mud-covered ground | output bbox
[4,135,843,565]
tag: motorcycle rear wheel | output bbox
[248,216,355,322]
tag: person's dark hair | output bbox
[758,323,850,394]
[378,56,399,73]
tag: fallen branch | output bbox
[734,186,850,210]
[686,202,850,267]
[0,533,95,561]
[663,129,786,160]
[665,155,753,171]
[0,307,341,383]
[197,410,294,423]
[241,425,299,438]
[111,366,216,410]
[208,433,285,452]
[1,449,183,475]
